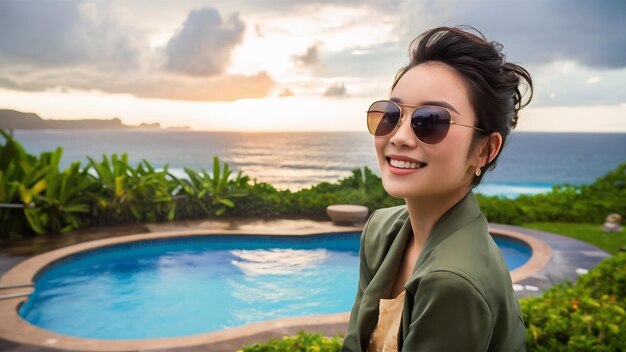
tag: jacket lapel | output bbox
[355,205,413,349]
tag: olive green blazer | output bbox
[341,191,527,351]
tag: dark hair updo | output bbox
[391,25,533,188]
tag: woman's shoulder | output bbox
[424,222,514,301]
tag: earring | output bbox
[475,167,482,177]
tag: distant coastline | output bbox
[0,109,190,130]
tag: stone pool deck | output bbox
[0,217,612,351]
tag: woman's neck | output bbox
[405,186,471,250]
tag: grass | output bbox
[521,222,626,255]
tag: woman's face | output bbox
[374,62,480,200]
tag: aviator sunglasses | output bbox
[367,100,486,144]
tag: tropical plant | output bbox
[175,156,249,217]
[87,154,174,224]
[25,160,96,234]
[0,129,41,236]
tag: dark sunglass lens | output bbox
[367,101,400,136]
[411,106,451,144]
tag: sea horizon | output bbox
[7,130,626,198]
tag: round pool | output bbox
[19,232,531,340]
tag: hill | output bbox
[0,109,189,130]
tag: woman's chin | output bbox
[383,183,419,199]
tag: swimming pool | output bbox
[18,232,531,340]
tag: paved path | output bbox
[490,223,611,299]
[0,220,614,351]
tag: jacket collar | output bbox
[403,189,482,291]
[363,190,482,298]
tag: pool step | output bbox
[0,283,33,290]
[0,292,32,300]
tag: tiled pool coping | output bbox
[0,224,552,351]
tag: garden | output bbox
[1,128,625,350]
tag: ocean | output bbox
[9,130,626,198]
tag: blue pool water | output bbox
[19,233,531,339]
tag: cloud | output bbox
[400,0,626,69]
[0,68,274,102]
[527,61,626,107]
[162,7,245,76]
[292,41,323,67]
[586,76,602,84]
[0,1,147,70]
[324,83,347,98]
[0,2,273,102]
[128,72,274,101]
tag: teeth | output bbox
[389,158,425,169]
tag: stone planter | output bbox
[326,204,369,225]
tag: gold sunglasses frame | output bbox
[367,100,487,141]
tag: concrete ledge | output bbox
[327,204,369,225]
[490,226,552,284]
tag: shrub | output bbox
[237,330,343,352]
[521,253,626,351]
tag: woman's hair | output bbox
[391,25,533,188]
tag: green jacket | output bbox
[341,191,527,351]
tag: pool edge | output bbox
[0,225,549,351]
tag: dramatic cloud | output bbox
[0,0,623,109]
[162,7,245,76]
[324,83,347,98]
[400,0,626,69]
[0,2,273,102]
[0,1,147,70]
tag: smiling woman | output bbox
[342,25,533,352]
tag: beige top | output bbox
[367,290,406,352]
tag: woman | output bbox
[341,26,533,352]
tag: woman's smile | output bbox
[386,157,427,175]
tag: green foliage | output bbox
[475,163,626,224]
[206,156,249,216]
[1,128,625,239]
[576,252,626,299]
[237,330,343,352]
[0,130,97,236]
[87,154,174,225]
[476,194,524,225]
[0,129,47,236]
[174,156,249,217]
[26,160,96,234]
[521,253,626,351]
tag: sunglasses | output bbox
[367,100,486,144]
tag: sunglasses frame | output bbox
[367,99,487,144]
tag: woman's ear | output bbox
[482,132,502,167]
[475,132,503,168]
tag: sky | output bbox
[0,0,625,132]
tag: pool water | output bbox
[19,233,531,339]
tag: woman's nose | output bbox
[389,113,418,148]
